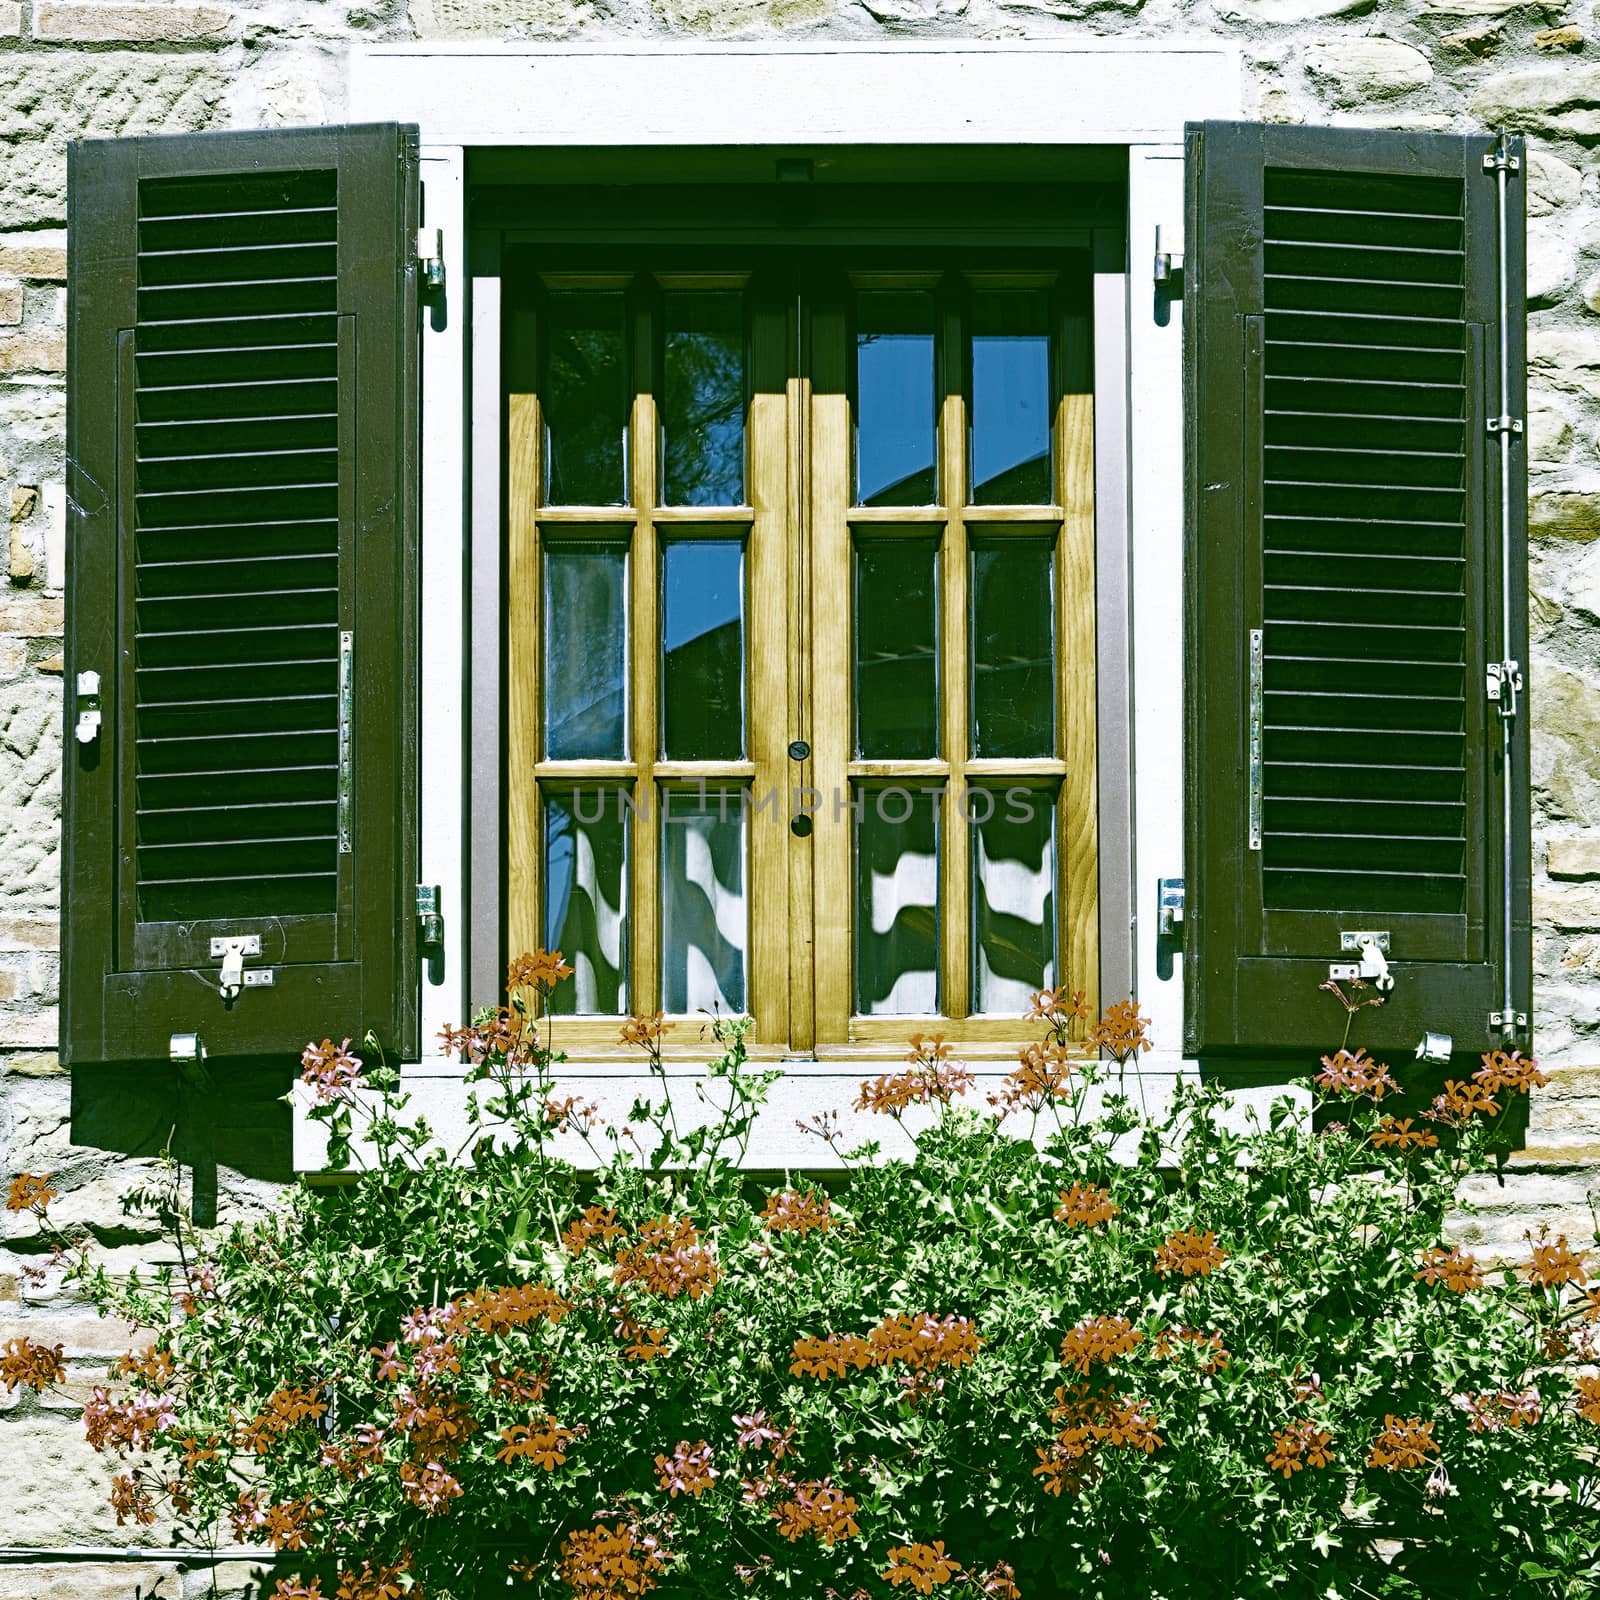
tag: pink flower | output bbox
[733,1411,782,1450]
[299,1038,363,1102]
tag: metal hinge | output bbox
[74,670,101,745]
[415,228,445,298]
[1489,1009,1528,1031]
[417,884,444,948]
[1486,415,1523,436]
[1483,147,1520,175]
[1487,658,1522,720]
[1157,878,1185,938]
[1153,224,1184,291]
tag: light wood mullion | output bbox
[749,285,792,1048]
[810,286,852,1048]
[507,392,542,973]
[1059,376,1099,1025]
[630,297,661,1015]
[939,290,971,1022]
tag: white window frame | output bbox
[299,42,1246,1168]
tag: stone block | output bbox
[1535,882,1600,929]
[1584,270,1600,316]
[1472,67,1600,138]
[1529,397,1572,462]
[0,636,23,679]
[1441,21,1500,54]
[0,283,19,325]
[0,1562,184,1600]
[0,912,59,949]
[0,55,225,228]
[1527,148,1581,215]
[0,235,67,281]
[0,334,65,374]
[1217,0,1374,17]
[1568,538,1600,621]
[1304,37,1433,102]
[0,1,19,33]
[33,1,231,39]
[0,591,61,634]
[408,0,597,33]
[1533,660,1600,825]
[1528,221,1577,306]
[0,380,65,447]
[3,1049,61,1074]
[1533,22,1583,48]
[0,1415,136,1545]
[1533,489,1600,538]
[1549,835,1600,878]
[652,0,834,29]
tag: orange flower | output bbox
[978,1563,1020,1600]
[0,1335,65,1393]
[1525,1232,1589,1289]
[1476,1049,1547,1097]
[1028,986,1092,1029]
[274,1583,325,1600]
[110,1472,155,1526]
[770,1480,860,1544]
[1090,999,1151,1065]
[857,1055,974,1115]
[508,949,575,990]
[619,1323,671,1363]
[1370,1117,1439,1153]
[1096,1398,1163,1453]
[454,1283,572,1334]
[761,1188,834,1236]
[1054,1183,1119,1229]
[1151,1326,1230,1374]
[1154,1229,1227,1279]
[1415,1245,1482,1293]
[884,1542,962,1593]
[990,1041,1077,1118]
[1266,1420,1335,1479]
[619,1012,674,1052]
[562,1206,626,1255]
[498,1417,577,1470]
[866,1312,983,1373]
[1058,1315,1142,1375]
[656,1439,717,1497]
[488,1359,549,1403]
[5,1172,57,1213]
[614,1215,720,1300]
[1366,1415,1438,1471]
[336,1560,416,1600]
[1575,1375,1600,1427]
[263,1497,322,1551]
[559,1523,665,1600]
[1314,1048,1397,1101]
[1425,1078,1501,1127]
[239,1385,328,1453]
[300,1038,364,1102]
[790,1333,876,1379]
[906,1033,953,1064]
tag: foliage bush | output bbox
[6,957,1600,1600]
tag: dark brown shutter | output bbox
[1184,122,1529,1058]
[63,125,420,1065]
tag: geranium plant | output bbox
[5,956,1600,1599]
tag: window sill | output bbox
[290,1057,1308,1175]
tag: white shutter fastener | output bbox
[416,228,445,298]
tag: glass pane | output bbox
[662,290,746,506]
[544,790,628,1016]
[662,540,744,760]
[972,788,1056,1015]
[543,545,627,760]
[971,538,1054,759]
[662,790,746,1014]
[856,787,939,1015]
[971,289,1051,505]
[544,290,629,506]
[854,536,938,759]
[856,290,936,507]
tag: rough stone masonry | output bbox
[3,1,1600,1593]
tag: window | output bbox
[502,235,1099,1057]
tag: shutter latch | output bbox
[1486,659,1522,720]
[210,934,261,1004]
[74,670,102,745]
[1329,931,1394,992]
[416,229,445,300]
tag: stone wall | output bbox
[4,1,1600,1592]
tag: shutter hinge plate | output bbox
[417,884,444,948]
[1487,659,1522,719]
[1489,1009,1529,1030]
[1157,878,1185,938]
[1486,415,1523,436]
[1483,149,1520,175]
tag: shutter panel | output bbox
[63,125,420,1065]
[1184,122,1529,1058]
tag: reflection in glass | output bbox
[972,788,1056,1015]
[662,291,746,506]
[663,539,744,760]
[544,790,628,1015]
[971,289,1051,504]
[544,544,627,759]
[662,790,746,1014]
[856,290,936,507]
[856,788,939,1015]
[971,538,1054,759]
[544,290,629,506]
[854,536,938,759]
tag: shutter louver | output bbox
[1184,123,1529,1059]
[133,168,343,925]
[63,126,420,1066]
